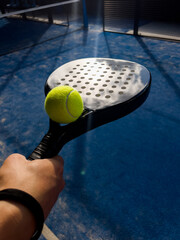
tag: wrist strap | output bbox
[0,188,44,240]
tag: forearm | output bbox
[0,200,36,240]
[0,154,65,239]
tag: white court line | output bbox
[42,224,59,240]
[0,0,79,18]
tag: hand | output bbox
[0,153,65,218]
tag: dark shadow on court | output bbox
[135,36,180,98]
[0,23,88,94]
[0,18,53,55]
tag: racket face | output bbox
[45,58,151,111]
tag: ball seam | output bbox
[66,90,77,119]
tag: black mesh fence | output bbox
[103,0,180,41]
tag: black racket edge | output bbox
[28,75,151,160]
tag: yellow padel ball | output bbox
[44,86,84,124]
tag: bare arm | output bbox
[0,153,65,240]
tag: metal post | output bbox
[134,0,140,35]
[82,0,88,28]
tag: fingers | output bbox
[49,155,64,175]
[31,155,64,176]
[1,153,65,184]
[0,154,27,173]
[49,155,64,168]
[43,156,65,191]
[1,154,65,179]
[3,154,63,164]
[3,153,27,164]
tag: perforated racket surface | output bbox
[28,58,151,160]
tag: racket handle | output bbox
[28,110,92,160]
[28,122,65,160]
[28,133,54,160]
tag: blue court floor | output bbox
[0,17,180,240]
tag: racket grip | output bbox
[28,133,51,160]
[28,129,64,161]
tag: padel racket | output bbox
[28,58,151,160]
